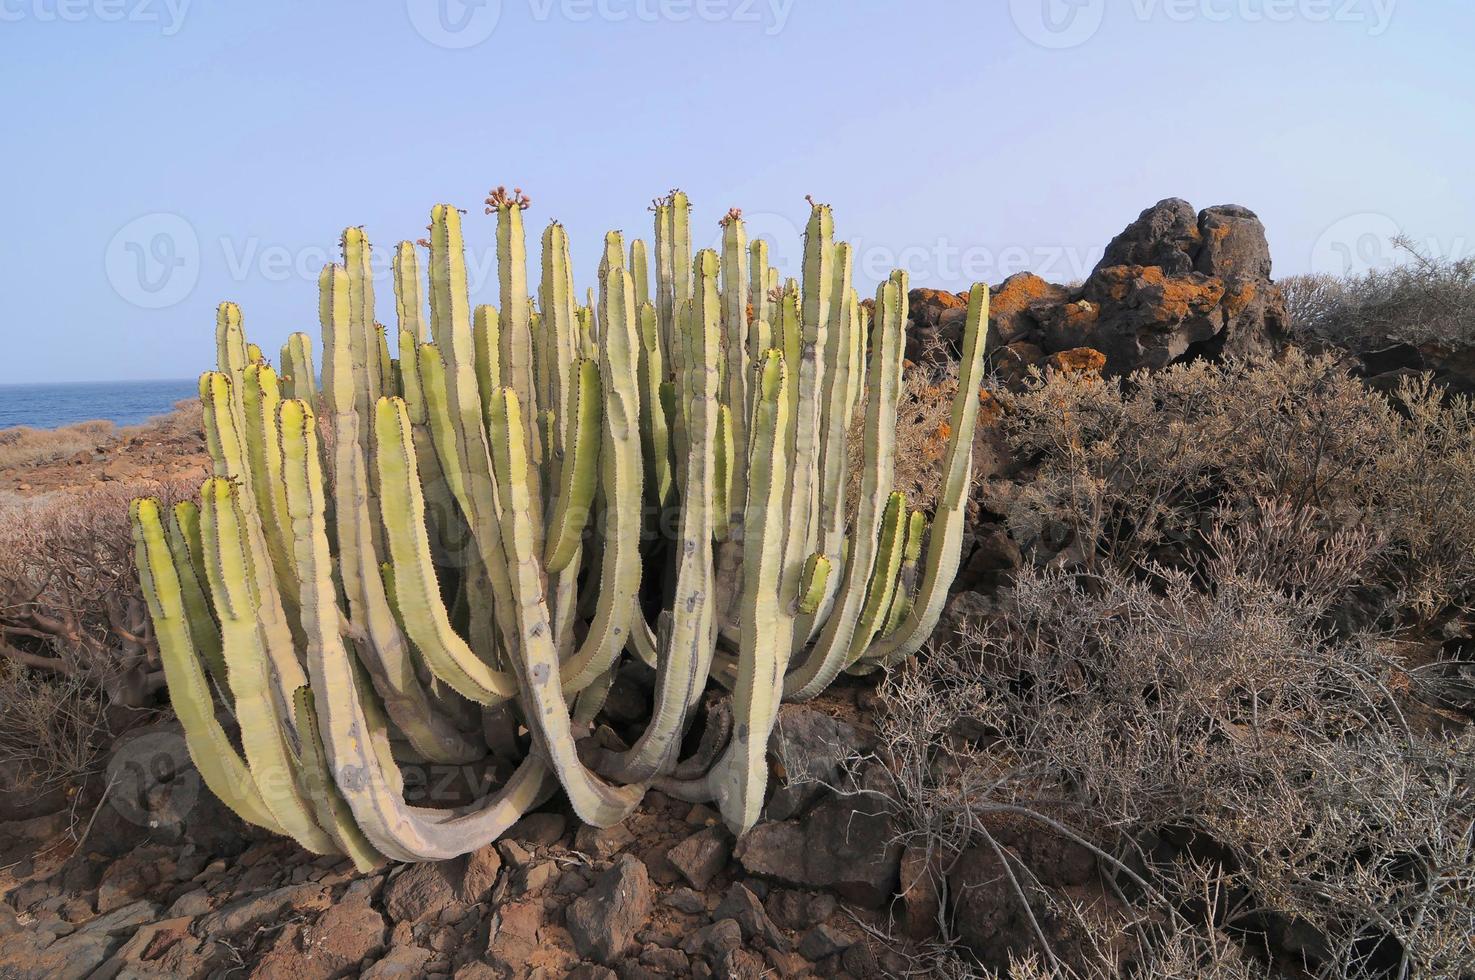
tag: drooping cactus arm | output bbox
[130,498,281,835]
[783,271,906,701]
[321,263,484,765]
[374,396,516,705]
[278,398,548,861]
[867,282,991,667]
[484,387,647,827]
[197,476,337,855]
[161,501,228,699]
[290,687,387,873]
[600,250,721,783]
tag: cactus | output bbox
[130,190,990,861]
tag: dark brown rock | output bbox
[899,846,943,942]
[680,917,743,958]
[574,822,636,859]
[566,853,652,964]
[485,899,544,972]
[735,767,901,907]
[1195,204,1272,280]
[508,812,567,847]
[764,888,836,931]
[250,887,387,979]
[384,862,460,925]
[665,825,732,891]
[1098,198,1202,276]
[798,922,854,961]
[459,844,503,903]
[765,706,869,822]
[713,883,788,951]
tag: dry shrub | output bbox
[0,662,109,796]
[877,504,1474,978]
[0,418,116,471]
[997,351,1475,623]
[1282,240,1475,349]
[0,479,196,708]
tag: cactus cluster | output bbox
[130,191,990,865]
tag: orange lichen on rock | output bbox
[990,272,1056,318]
[1045,348,1108,375]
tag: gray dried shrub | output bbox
[1281,240,1475,349]
[997,351,1475,622]
[878,506,1474,977]
[0,479,197,708]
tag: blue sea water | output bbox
[0,379,199,430]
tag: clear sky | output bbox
[2,0,1471,383]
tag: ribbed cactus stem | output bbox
[867,282,991,667]
[393,241,427,343]
[711,347,788,833]
[131,497,280,834]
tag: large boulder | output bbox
[931,198,1287,379]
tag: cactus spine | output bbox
[132,190,990,861]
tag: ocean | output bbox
[0,379,199,430]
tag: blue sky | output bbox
[2,0,1471,383]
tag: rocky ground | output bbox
[0,691,937,980]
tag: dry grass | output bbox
[0,419,117,471]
